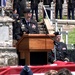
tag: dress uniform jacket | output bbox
[15,18,39,40]
[48,42,70,63]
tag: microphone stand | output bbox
[53,41,59,62]
[46,29,61,62]
[54,44,57,61]
[46,34,58,62]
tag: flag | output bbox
[1,0,7,7]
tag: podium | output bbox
[16,34,54,65]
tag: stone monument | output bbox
[0,16,18,67]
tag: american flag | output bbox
[1,0,6,7]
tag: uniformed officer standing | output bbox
[15,8,39,41]
[48,32,70,63]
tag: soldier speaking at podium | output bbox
[15,8,39,41]
[48,32,70,63]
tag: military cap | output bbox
[54,31,61,36]
[20,65,33,75]
[23,8,32,13]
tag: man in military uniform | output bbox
[48,32,70,63]
[15,8,39,41]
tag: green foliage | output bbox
[62,28,75,44]
[68,28,75,44]
[38,16,43,22]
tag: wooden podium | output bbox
[16,34,54,65]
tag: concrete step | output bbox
[38,28,46,31]
[39,31,47,34]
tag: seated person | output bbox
[15,8,39,41]
[48,32,70,64]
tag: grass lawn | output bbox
[63,28,75,44]
[68,28,75,44]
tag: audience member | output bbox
[54,0,64,19]
[45,70,58,75]
[67,0,75,19]
[30,0,40,22]
[57,68,72,75]
[43,0,53,18]
[48,31,70,63]
[20,65,33,75]
[15,8,39,41]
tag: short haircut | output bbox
[45,70,58,75]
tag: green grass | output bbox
[68,28,75,44]
[38,16,43,22]
[63,28,75,44]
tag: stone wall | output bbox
[0,16,18,67]
[0,47,18,67]
[0,16,14,47]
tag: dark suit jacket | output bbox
[55,0,64,9]
[43,0,53,7]
[31,0,40,8]
[67,0,75,9]
[13,0,26,17]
